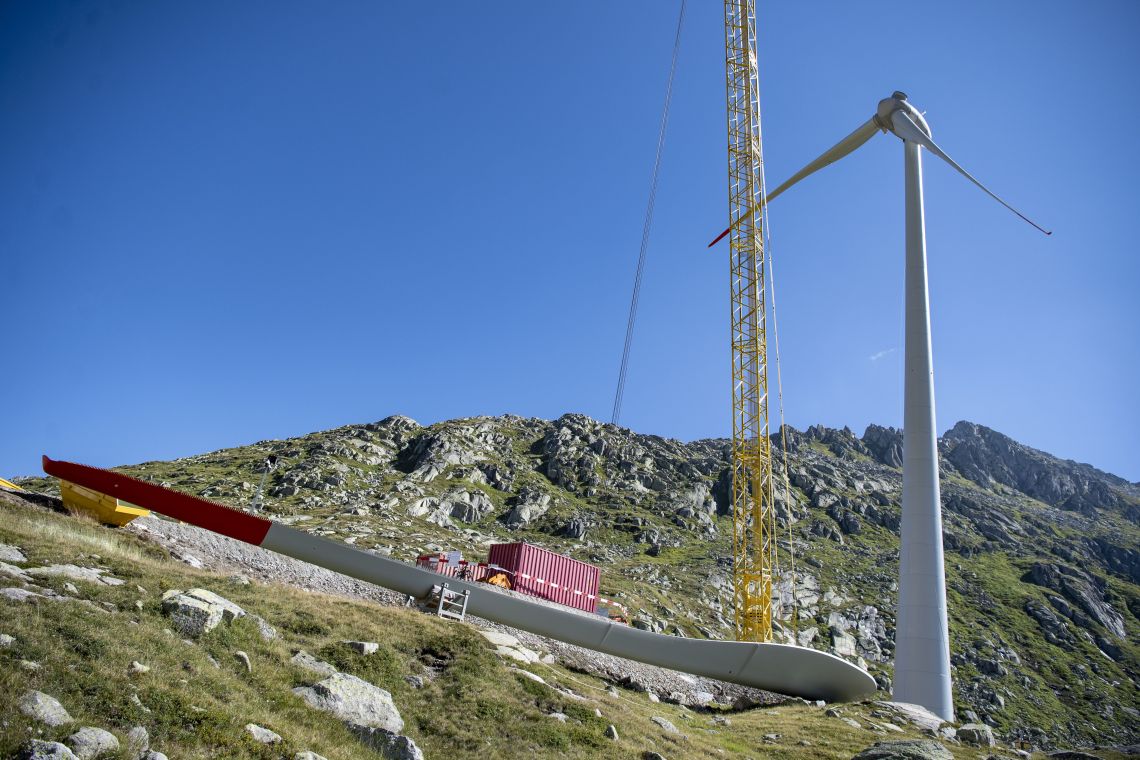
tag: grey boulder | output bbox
[850,740,954,760]
[18,690,73,727]
[65,727,119,759]
[293,672,404,733]
[161,588,245,638]
[17,741,78,759]
[957,723,996,747]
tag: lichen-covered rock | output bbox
[64,727,119,759]
[16,741,78,759]
[502,488,552,529]
[291,650,338,676]
[126,726,149,758]
[850,739,954,760]
[351,728,424,760]
[18,690,73,727]
[293,672,404,734]
[957,723,996,747]
[27,565,123,586]
[244,724,282,744]
[0,543,27,563]
[160,588,245,637]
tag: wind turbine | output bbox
[712,91,1049,721]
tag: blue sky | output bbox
[2,1,1137,482]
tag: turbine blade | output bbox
[765,117,880,203]
[890,111,1052,236]
[708,116,880,247]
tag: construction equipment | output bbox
[0,477,26,491]
[721,0,777,642]
[433,582,471,622]
[59,479,149,526]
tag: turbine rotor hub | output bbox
[876,91,932,139]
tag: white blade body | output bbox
[892,139,954,721]
[765,117,879,203]
[889,111,1051,235]
[258,522,877,701]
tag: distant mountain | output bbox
[15,413,1140,750]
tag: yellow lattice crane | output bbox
[721,0,776,643]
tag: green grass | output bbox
[0,493,1046,760]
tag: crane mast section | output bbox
[723,0,776,643]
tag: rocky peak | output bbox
[941,421,1127,515]
[862,425,903,469]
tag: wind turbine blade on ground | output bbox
[707,117,880,247]
[889,110,1052,236]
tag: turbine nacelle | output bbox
[875,91,931,140]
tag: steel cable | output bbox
[611,0,687,426]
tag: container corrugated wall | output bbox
[487,542,600,613]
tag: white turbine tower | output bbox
[762,91,1050,720]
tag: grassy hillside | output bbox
[9,412,1139,756]
[0,491,1055,760]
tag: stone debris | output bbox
[294,753,330,760]
[129,661,150,675]
[0,632,15,647]
[18,690,74,727]
[64,727,119,760]
[234,650,252,673]
[651,716,679,733]
[605,724,619,740]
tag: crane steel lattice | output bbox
[723,0,776,642]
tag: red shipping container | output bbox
[487,542,600,613]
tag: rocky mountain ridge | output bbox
[14,413,1140,751]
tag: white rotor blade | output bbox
[707,116,879,247]
[890,110,1052,236]
[765,117,880,202]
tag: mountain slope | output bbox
[12,413,1140,751]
